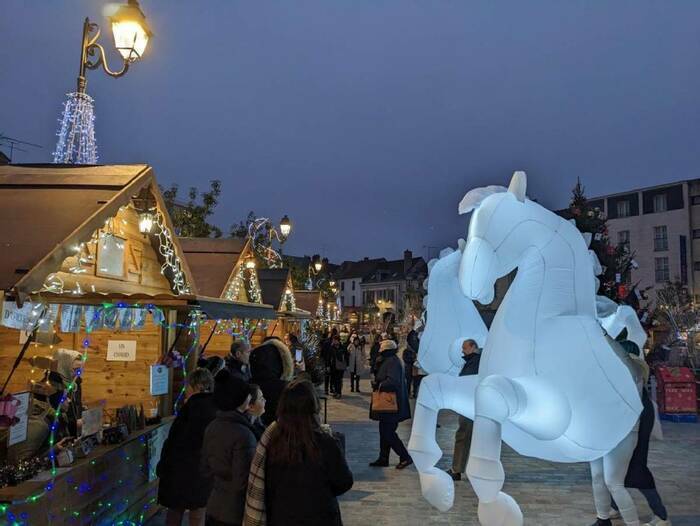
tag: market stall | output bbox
[257,268,311,338]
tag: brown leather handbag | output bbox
[371,390,398,413]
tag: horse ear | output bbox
[508,171,527,202]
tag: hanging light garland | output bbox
[52,92,98,165]
[154,211,190,295]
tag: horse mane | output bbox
[458,185,508,215]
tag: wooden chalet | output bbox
[257,268,311,338]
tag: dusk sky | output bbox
[2,1,700,263]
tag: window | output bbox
[653,226,668,251]
[617,230,630,252]
[617,200,630,218]
[653,193,667,213]
[693,195,700,206]
[694,262,700,272]
[387,289,395,303]
[340,296,345,307]
[655,257,669,283]
[694,229,700,239]
[352,296,355,307]
[341,282,345,291]
[352,281,355,291]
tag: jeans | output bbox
[612,488,668,521]
[590,430,639,525]
[378,421,411,462]
[350,372,361,391]
[451,415,473,473]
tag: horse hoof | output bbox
[418,468,454,512]
[477,492,523,526]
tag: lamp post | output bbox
[247,216,292,268]
[76,0,152,93]
[53,0,152,165]
[305,254,324,290]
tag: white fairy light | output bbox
[52,92,98,165]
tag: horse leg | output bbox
[467,375,571,526]
[408,373,480,511]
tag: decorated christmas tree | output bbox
[566,179,636,303]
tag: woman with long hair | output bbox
[260,379,353,526]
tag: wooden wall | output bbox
[0,321,164,415]
[197,320,266,360]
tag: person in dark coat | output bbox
[369,339,413,469]
[201,371,258,526]
[609,340,671,526]
[329,334,348,398]
[369,333,381,371]
[249,337,294,426]
[245,383,267,440]
[157,368,217,526]
[445,339,480,481]
[265,379,353,526]
[320,329,337,395]
[226,340,252,383]
[401,344,417,398]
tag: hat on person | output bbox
[380,339,397,352]
[213,370,251,411]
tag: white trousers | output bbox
[590,430,640,526]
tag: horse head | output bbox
[418,245,488,375]
[458,171,559,304]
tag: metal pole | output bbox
[77,18,90,94]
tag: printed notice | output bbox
[106,340,137,361]
[150,365,169,396]
[8,391,31,446]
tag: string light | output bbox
[52,92,97,165]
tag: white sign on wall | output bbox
[106,340,137,361]
[8,391,31,446]
[150,365,169,396]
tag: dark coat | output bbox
[250,339,294,426]
[157,392,217,509]
[201,410,258,525]
[265,430,353,526]
[226,357,252,383]
[625,388,656,489]
[459,352,481,377]
[370,349,411,423]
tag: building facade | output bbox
[587,179,700,303]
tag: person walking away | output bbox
[201,371,258,526]
[609,340,672,526]
[401,343,417,398]
[369,333,381,371]
[321,329,337,395]
[369,339,413,469]
[245,384,267,440]
[445,339,480,481]
[226,341,252,382]
[157,369,217,526]
[247,378,353,526]
[249,337,294,426]
[347,334,367,393]
[330,334,348,398]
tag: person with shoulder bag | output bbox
[369,339,412,469]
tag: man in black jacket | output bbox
[446,338,480,481]
[226,340,252,383]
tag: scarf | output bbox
[243,421,277,526]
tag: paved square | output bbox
[149,379,700,525]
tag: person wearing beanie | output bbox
[201,370,258,526]
[369,339,413,470]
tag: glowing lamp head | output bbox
[328,280,336,287]
[312,254,323,272]
[279,215,292,238]
[108,0,152,62]
[138,211,154,234]
[245,257,256,270]
[285,288,292,295]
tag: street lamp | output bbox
[312,254,323,273]
[279,215,292,239]
[77,0,152,93]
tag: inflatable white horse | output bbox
[408,172,643,525]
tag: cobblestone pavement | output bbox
[150,379,700,526]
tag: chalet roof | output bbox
[179,237,247,298]
[0,163,197,297]
[334,258,387,280]
[257,268,291,310]
[293,289,322,315]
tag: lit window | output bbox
[655,257,669,283]
[617,230,630,252]
[653,226,668,252]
